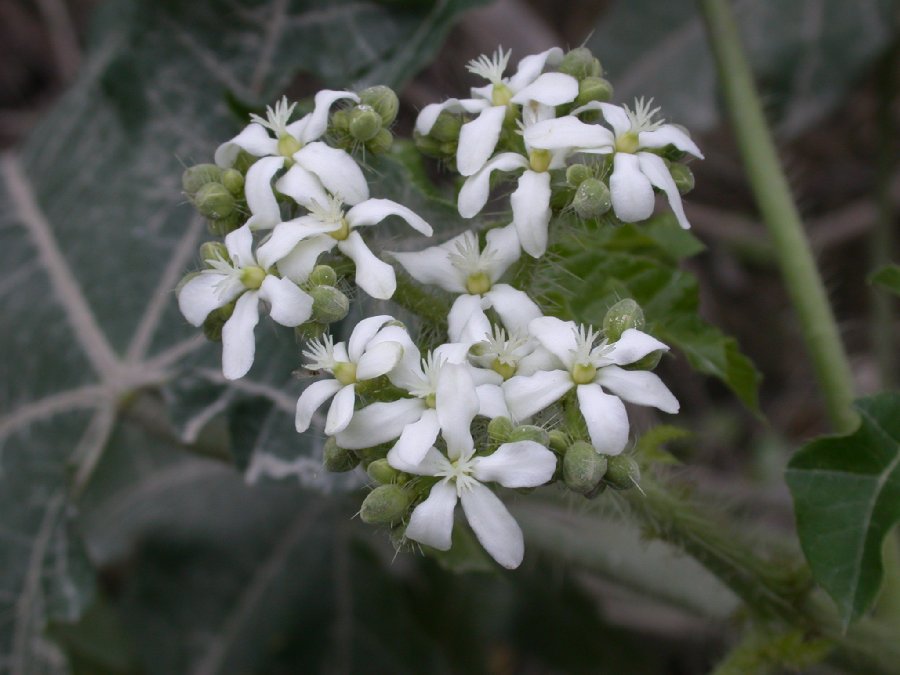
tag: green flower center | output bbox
[465,271,492,295]
[528,149,552,172]
[333,361,357,386]
[615,132,639,154]
[328,218,351,241]
[571,362,597,385]
[491,83,512,106]
[277,134,302,158]
[491,359,517,380]
[240,266,266,290]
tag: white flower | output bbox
[255,193,433,300]
[524,98,704,230]
[390,224,541,340]
[390,363,557,569]
[295,315,407,435]
[415,47,577,178]
[177,225,313,380]
[502,316,679,455]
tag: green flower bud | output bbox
[414,132,446,159]
[563,441,607,494]
[359,85,399,125]
[182,163,222,195]
[488,416,514,443]
[199,241,229,266]
[575,77,614,106]
[604,454,641,490]
[430,111,463,143]
[366,128,393,154]
[360,484,412,525]
[572,177,611,220]
[603,298,645,342]
[232,151,257,174]
[558,47,602,80]
[625,350,663,372]
[202,301,235,342]
[323,437,360,472]
[310,285,350,324]
[221,168,244,195]
[668,162,695,194]
[208,211,243,236]
[509,425,549,447]
[349,105,382,142]
[331,108,351,133]
[548,430,569,454]
[194,182,236,220]
[367,458,398,484]
[295,321,327,342]
[566,163,592,188]
[308,264,337,287]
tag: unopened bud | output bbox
[668,162,695,194]
[572,177,611,220]
[349,105,382,142]
[566,163,592,188]
[575,77,614,106]
[367,458,398,484]
[221,168,244,195]
[200,241,229,265]
[488,416,514,443]
[194,182,236,220]
[558,47,602,80]
[331,108,350,133]
[509,425,549,447]
[310,285,350,324]
[202,301,235,342]
[625,350,663,372]
[359,85,399,125]
[430,111,463,143]
[309,264,337,286]
[182,164,222,195]
[366,128,393,154]
[414,132,446,159]
[207,211,243,236]
[295,321,327,342]
[604,455,641,490]
[232,151,257,174]
[603,298,645,342]
[563,441,607,494]
[360,484,412,525]
[548,430,569,454]
[323,437,360,472]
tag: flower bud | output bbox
[308,264,337,287]
[668,162,695,194]
[563,441,607,494]
[323,437,360,473]
[509,424,549,447]
[558,47,602,80]
[330,108,350,133]
[221,168,245,195]
[603,298,645,342]
[295,321,327,342]
[199,241,229,265]
[360,484,412,525]
[566,163,592,188]
[202,301,235,342]
[548,430,569,454]
[207,211,243,236]
[487,416,514,443]
[366,128,393,154]
[575,77,614,106]
[414,132,446,159]
[232,151,257,174]
[182,164,222,195]
[604,454,641,490]
[310,285,350,324]
[349,105,383,142]
[572,177,611,220]
[194,182,236,220]
[625,350,663,372]
[359,85,399,125]
[367,458,398,484]
[429,111,463,143]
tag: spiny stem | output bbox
[697,0,857,433]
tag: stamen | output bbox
[302,334,338,371]
[623,97,664,133]
[465,47,511,85]
[307,195,346,226]
[448,232,498,277]
[250,96,298,137]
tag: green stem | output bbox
[698,0,857,433]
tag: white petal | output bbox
[178,273,232,326]
[511,170,551,257]
[597,365,679,414]
[516,345,564,376]
[293,142,368,205]
[639,125,704,158]
[386,409,440,468]
[392,445,453,476]
[484,224,522,281]
[335,398,426,449]
[275,235,336,283]
[256,218,338,270]
[502,369,573,422]
[243,156,284,231]
[406,481,458,551]
[415,98,490,135]
[259,275,312,326]
[221,291,260,380]
[324,383,357,434]
[524,116,614,151]
[295,378,342,432]
[389,242,464,294]
[473,440,557,487]
[484,284,542,337]
[448,294,492,344]
[577,383,629,456]
[460,482,524,569]
[527,316,577,368]
[457,106,508,176]
[436,363,478,460]
[476,383,510,419]
[435,341,478,366]
[338,231,396,300]
[510,72,578,106]
[607,328,669,366]
[224,224,255,268]
[507,47,564,91]
[347,314,393,362]
[290,90,358,144]
[274,164,329,210]
[638,151,691,230]
[346,198,432,236]
[610,153,655,223]
[458,153,528,218]
[598,103,632,138]
[356,341,403,380]
[214,123,276,167]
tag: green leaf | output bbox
[590,0,895,137]
[785,392,900,625]
[870,264,900,296]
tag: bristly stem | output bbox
[697,0,857,433]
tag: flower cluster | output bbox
[176,45,700,568]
